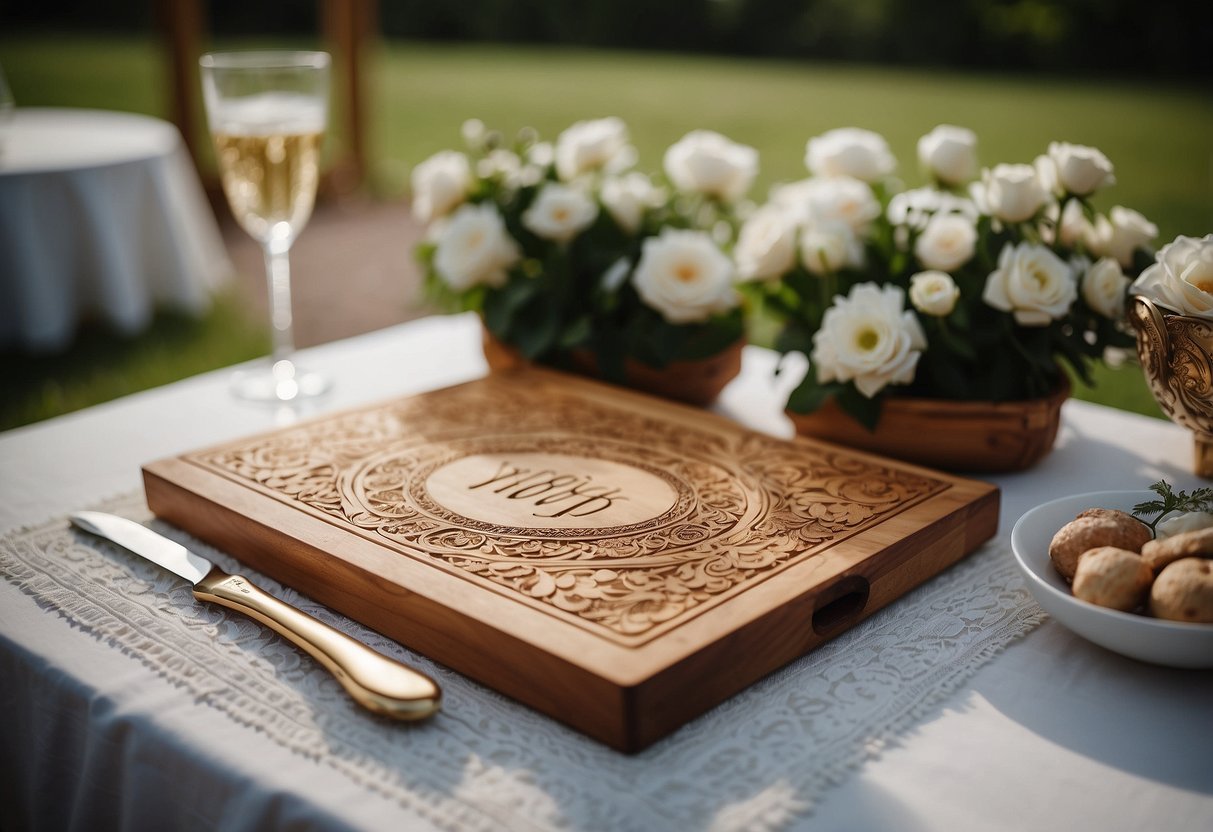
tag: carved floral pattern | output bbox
[192,376,945,642]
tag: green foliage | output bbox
[1133,480,1213,532]
[0,291,269,431]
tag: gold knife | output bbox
[70,510,441,721]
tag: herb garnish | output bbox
[1132,480,1213,532]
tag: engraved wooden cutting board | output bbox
[143,367,998,752]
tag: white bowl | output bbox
[1011,490,1213,669]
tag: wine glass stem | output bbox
[263,241,296,366]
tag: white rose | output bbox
[1081,257,1130,319]
[735,205,797,281]
[1157,511,1213,539]
[411,150,473,223]
[917,124,978,186]
[976,164,1050,223]
[800,221,864,276]
[632,228,739,323]
[1131,234,1213,319]
[805,127,895,182]
[887,186,978,231]
[664,130,758,202]
[1039,142,1115,197]
[773,176,881,234]
[811,283,927,398]
[521,183,599,242]
[1088,206,1158,267]
[913,213,977,272]
[434,203,521,291]
[909,271,961,317]
[982,241,1077,326]
[554,117,629,181]
[527,141,554,168]
[476,148,522,184]
[600,172,662,234]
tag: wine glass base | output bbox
[230,360,330,403]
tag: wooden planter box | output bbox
[144,367,998,751]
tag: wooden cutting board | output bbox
[143,367,998,752]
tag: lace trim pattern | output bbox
[1,492,1044,830]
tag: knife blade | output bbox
[70,511,441,721]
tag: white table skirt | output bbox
[1,313,1210,831]
[0,108,231,352]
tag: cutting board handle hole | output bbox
[811,575,870,636]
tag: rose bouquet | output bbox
[748,125,1158,430]
[412,117,760,400]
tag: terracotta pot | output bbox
[481,328,743,407]
[787,379,1070,473]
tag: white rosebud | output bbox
[1055,199,1092,248]
[977,164,1050,223]
[521,182,599,243]
[800,221,865,276]
[909,271,961,317]
[913,213,977,272]
[1081,257,1130,319]
[734,205,797,281]
[554,117,629,181]
[632,228,739,323]
[1088,206,1158,267]
[460,118,486,148]
[982,241,1076,326]
[811,283,927,398]
[805,127,896,182]
[1040,141,1115,197]
[600,172,662,234]
[664,130,759,202]
[411,150,473,224]
[1131,234,1213,319]
[917,125,978,186]
[434,203,521,291]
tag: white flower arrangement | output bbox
[753,125,1156,428]
[413,118,757,376]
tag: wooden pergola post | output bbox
[156,0,375,200]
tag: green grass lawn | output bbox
[4,34,1211,427]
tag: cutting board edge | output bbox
[143,457,642,749]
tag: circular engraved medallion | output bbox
[425,451,679,532]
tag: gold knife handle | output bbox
[193,566,441,721]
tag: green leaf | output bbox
[836,385,883,432]
[786,375,836,414]
[1132,479,1213,530]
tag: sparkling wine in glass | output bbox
[200,51,330,402]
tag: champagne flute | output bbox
[200,51,330,402]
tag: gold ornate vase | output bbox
[1129,295,1213,477]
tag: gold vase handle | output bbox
[1130,294,1170,375]
[194,567,442,721]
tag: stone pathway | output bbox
[219,198,434,347]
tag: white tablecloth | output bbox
[1,313,1210,831]
[0,108,230,352]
